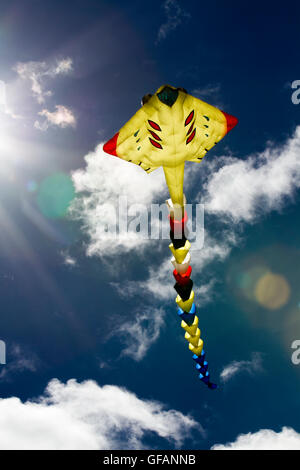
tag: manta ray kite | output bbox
[103,85,238,389]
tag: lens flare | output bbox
[255,272,290,310]
[37,173,75,219]
[26,180,38,193]
[236,266,269,301]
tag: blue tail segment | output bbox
[196,361,209,374]
[178,305,218,390]
[198,371,218,389]
[193,351,206,365]
[177,303,196,326]
[193,352,218,390]
[208,382,218,390]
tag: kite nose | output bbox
[103,132,119,157]
[222,111,238,134]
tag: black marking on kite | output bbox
[186,128,196,145]
[205,134,209,137]
[205,148,209,152]
[185,110,194,127]
[157,86,179,107]
[145,168,151,171]
[138,162,142,166]
[204,124,209,128]
[134,130,140,137]
[203,115,210,121]
[148,120,161,132]
[137,147,141,150]
[136,138,140,142]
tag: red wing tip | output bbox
[103,132,119,157]
[222,111,238,133]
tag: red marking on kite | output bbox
[148,120,161,131]
[149,138,163,149]
[186,128,196,144]
[222,111,238,134]
[186,121,194,136]
[149,129,162,141]
[103,132,119,157]
[185,110,194,127]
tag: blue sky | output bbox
[0,0,300,450]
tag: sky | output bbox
[0,0,300,450]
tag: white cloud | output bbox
[112,258,173,301]
[14,57,73,104]
[220,352,263,383]
[116,307,165,361]
[34,105,76,131]
[53,58,73,75]
[212,427,300,450]
[70,144,167,256]
[61,252,77,267]
[157,0,190,43]
[203,127,300,222]
[0,378,199,449]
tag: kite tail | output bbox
[167,199,217,390]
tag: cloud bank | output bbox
[212,427,300,450]
[203,127,300,222]
[0,378,198,450]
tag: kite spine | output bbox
[167,198,217,390]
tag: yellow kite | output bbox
[103,85,238,389]
[103,84,237,207]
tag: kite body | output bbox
[104,85,238,389]
[104,84,237,206]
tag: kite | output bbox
[103,84,238,389]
